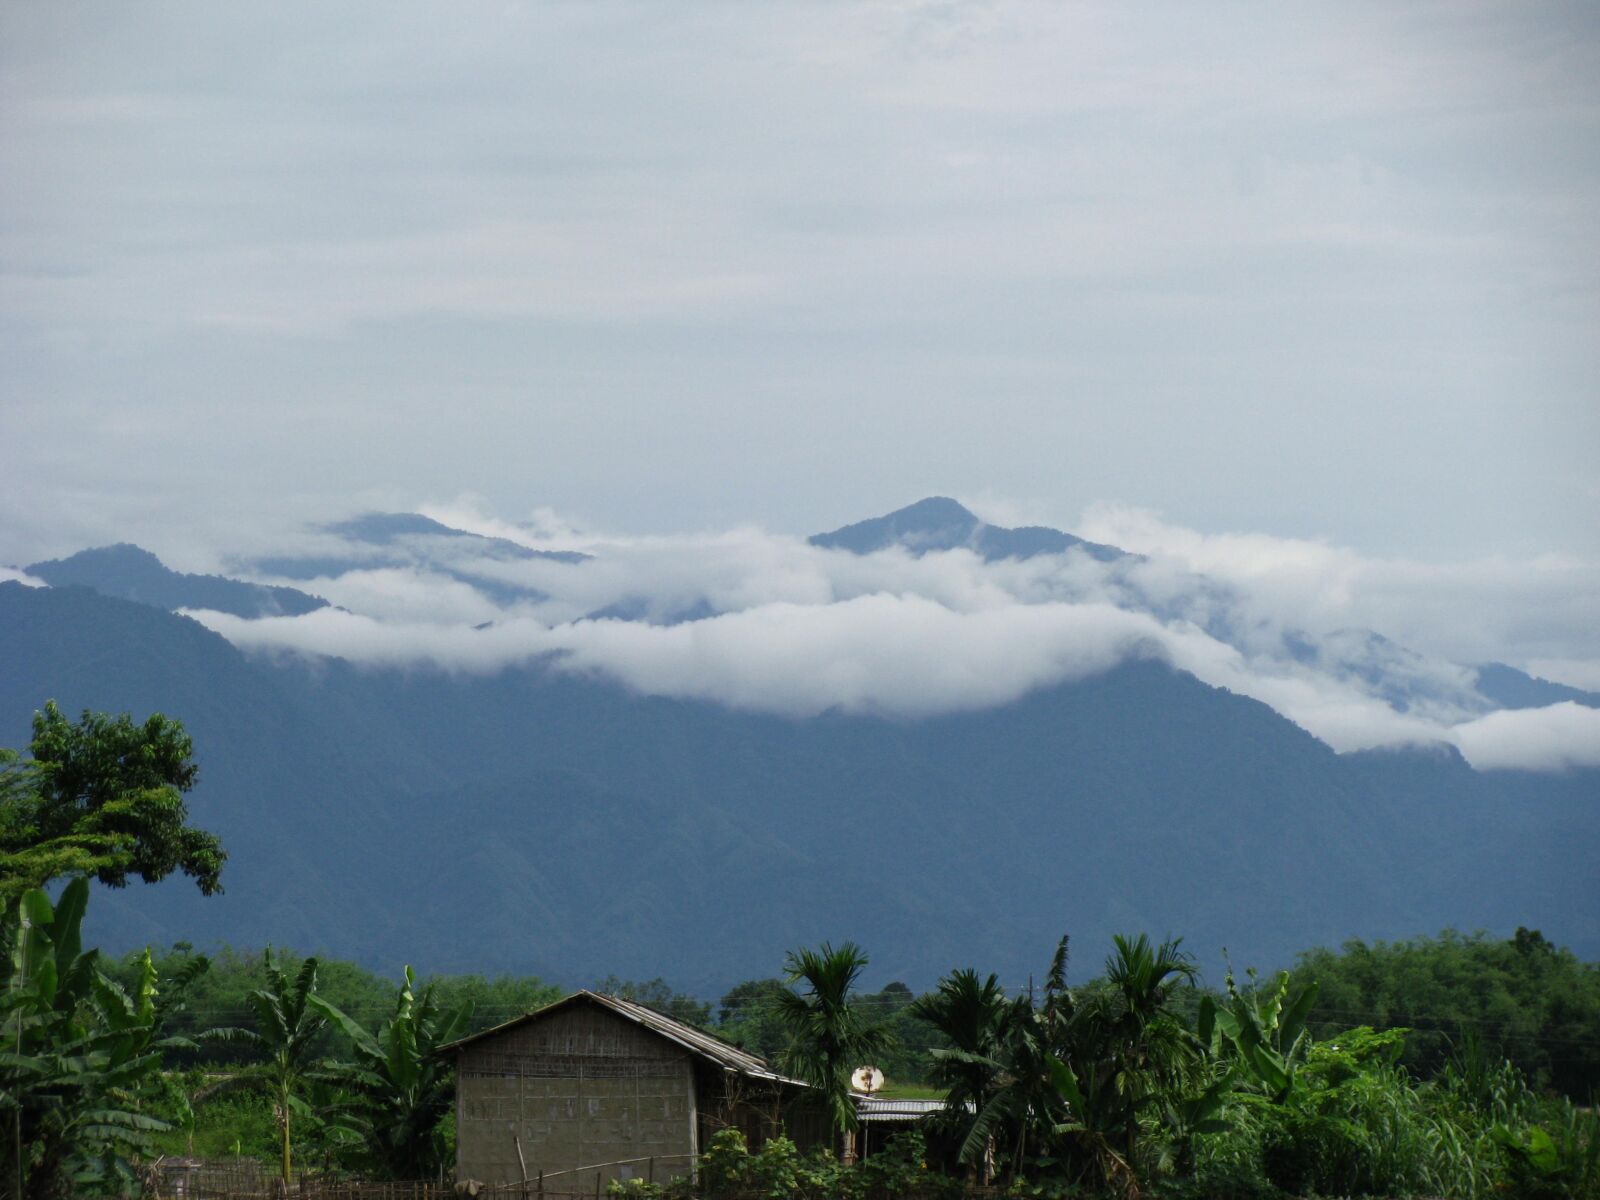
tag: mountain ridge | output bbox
[2,580,1593,993]
[809,496,1126,562]
[24,544,329,619]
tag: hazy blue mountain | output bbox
[255,512,588,578]
[23,544,328,619]
[2,580,1594,994]
[1473,663,1600,710]
[321,512,588,564]
[249,511,587,605]
[810,497,1126,562]
[585,596,721,625]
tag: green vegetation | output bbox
[200,951,343,1184]
[0,704,224,902]
[10,876,1600,1197]
[0,879,177,1199]
[313,966,470,1180]
[776,942,892,1145]
[596,976,714,1026]
[4,705,1599,1197]
[1294,926,1600,1097]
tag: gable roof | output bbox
[441,990,808,1088]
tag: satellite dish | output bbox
[851,1065,885,1094]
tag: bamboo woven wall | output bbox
[456,1005,695,1188]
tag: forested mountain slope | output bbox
[1,580,1594,991]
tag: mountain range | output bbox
[1,498,1595,992]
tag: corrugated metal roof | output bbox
[855,1097,945,1122]
[440,990,809,1089]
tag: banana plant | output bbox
[311,965,472,1180]
[199,949,338,1186]
[1159,1070,1235,1174]
[0,878,176,1199]
[1198,967,1317,1104]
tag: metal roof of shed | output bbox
[441,989,809,1089]
[855,1097,946,1122]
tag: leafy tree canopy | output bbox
[1294,927,1600,1098]
[593,974,713,1027]
[0,702,225,900]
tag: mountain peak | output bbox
[26,544,328,619]
[322,512,474,545]
[34,542,164,570]
[809,497,1124,563]
[886,496,980,529]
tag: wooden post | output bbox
[594,1170,602,1199]
[536,1168,544,1199]
[647,1157,655,1185]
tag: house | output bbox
[444,990,822,1189]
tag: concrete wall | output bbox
[456,1005,696,1188]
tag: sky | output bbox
[2,0,1596,562]
[1,2,1598,756]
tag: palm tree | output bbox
[948,934,1202,1195]
[201,949,336,1186]
[912,970,1012,1111]
[963,992,1065,1183]
[911,968,1017,1179]
[313,965,472,1179]
[1050,934,1200,1193]
[775,942,889,1150]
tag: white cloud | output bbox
[282,568,512,626]
[189,583,1600,771]
[0,568,47,588]
[1077,504,1600,670]
[168,496,1600,774]
[1451,703,1600,772]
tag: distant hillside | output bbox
[1473,662,1600,710]
[254,511,587,577]
[2,580,1593,993]
[810,496,1125,562]
[249,511,586,606]
[24,544,328,618]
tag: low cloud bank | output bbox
[186,592,1591,772]
[176,500,1600,775]
[188,596,1166,718]
[1451,703,1600,772]
[1078,504,1600,670]
[0,568,47,588]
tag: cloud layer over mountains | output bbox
[150,499,1600,774]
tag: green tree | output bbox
[201,950,338,1185]
[0,703,224,901]
[1293,927,1600,1097]
[775,942,889,1149]
[1053,934,1201,1182]
[422,972,560,1036]
[313,966,472,1180]
[936,934,1202,1193]
[0,878,177,1199]
[717,978,792,1061]
[912,969,1013,1122]
[593,976,712,1027]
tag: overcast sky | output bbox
[2,1,1597,565]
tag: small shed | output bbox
[446,990,819,1189]
[855,1096,946,1158]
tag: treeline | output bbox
[6,704,1600,1198]
[134,925,1597,1100]
[1296,926,1600,1097]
